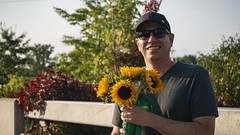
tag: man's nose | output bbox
[148,32,157,42]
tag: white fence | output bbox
[0,98,240,135]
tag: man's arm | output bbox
[121,105,216,135]
[151,114,215,135]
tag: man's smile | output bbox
[146,45,161,50]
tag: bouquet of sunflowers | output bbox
[97,66,163,135]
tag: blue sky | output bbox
[0,0,240,57]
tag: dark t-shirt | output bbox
[112,62,219,135]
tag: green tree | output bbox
[198,33,240,107]
[27,43,54,76]
[53,0,144,82]
[174,55,197,64]
[0,23,31,82]
[0,24,55,97]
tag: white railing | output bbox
[27,100,115,127]
[0,98,240,135]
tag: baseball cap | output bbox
[136,12,171,33]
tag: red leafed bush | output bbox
[16,69,100,114]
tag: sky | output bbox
[0,0,240,57]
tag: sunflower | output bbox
[120,66,145,78]
[97,77,109,98]
[111,80,136,107]
[145,70,163,94]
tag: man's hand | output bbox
[120,105,155,127]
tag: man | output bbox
[111,11,218,135]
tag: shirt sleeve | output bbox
[190,67,219,118]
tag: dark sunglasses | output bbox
[136,29,170,40]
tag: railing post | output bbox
[0,98,24,135]
[14,99,25,135]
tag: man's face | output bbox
[135,22,174,62]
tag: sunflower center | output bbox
[151,77,157,88]
[118,86,131,100]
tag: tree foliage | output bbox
[0,75,29,98]
[0,23,31,79]
[174,55,197,64]
[0,23,55,79]
[0,23,55,97]
[53,0,144,82]
[27,43,54,76]
[197,34,240,107]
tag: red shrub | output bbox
[16,69,100,114]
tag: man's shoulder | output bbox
[173,62,209,77]
[176,62,206,71]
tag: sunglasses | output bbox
[136,29,170,40]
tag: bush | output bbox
[15,69,111,134]
[198,34,240,107]
[0,74,30,98]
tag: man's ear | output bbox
[170,33,174,42]
[134,38,138,45]
[169,33,174,47]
